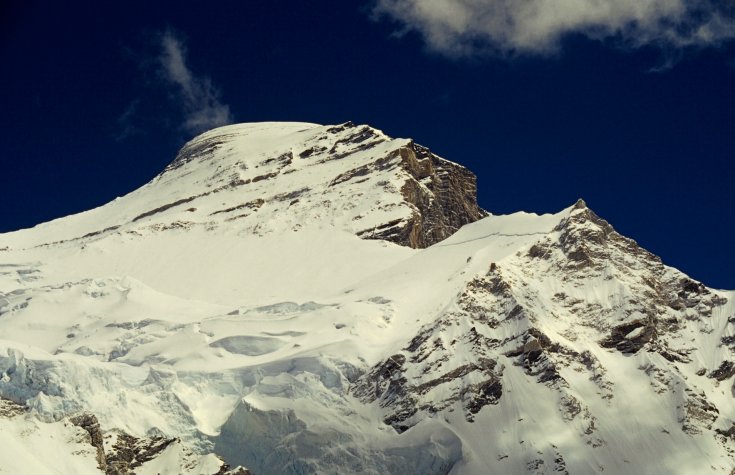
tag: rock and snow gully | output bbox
[1,121,733,474]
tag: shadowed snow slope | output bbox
[1,123,734,474]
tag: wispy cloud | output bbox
[373,0,735,58]
[158,29,233,135]
[115,99,142,142]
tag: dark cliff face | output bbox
[359,141,488,249]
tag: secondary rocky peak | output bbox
[553,201,618,267]
[350,196,732,458]
[572,197,587,210]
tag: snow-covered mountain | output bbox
[1,121,733,474]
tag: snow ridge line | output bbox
[434,230,553,247]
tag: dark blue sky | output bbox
[1,1,734,288]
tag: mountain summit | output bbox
[157,121,487,248]
[2,122,484,250]
[1,122,733,474]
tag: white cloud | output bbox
[373,0,735,56]
[159,30,233,134]
[115,99,141,142]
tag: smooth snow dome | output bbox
[0,121,418,305]
[1,122,734,474]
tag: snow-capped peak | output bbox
[1,121,484,252]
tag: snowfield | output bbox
[1,122,734,474]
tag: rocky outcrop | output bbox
[708,361,735,381]
[67,412,252,475]
[352,274,510,431]
[70,413,107,472]
[359,141,487,248]
[104,432,180,474]
[215,464,254,475]
[0,397,25,417]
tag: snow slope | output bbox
[0,399,100,474]
[1,122,733,474]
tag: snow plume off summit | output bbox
[1,122,734,474]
